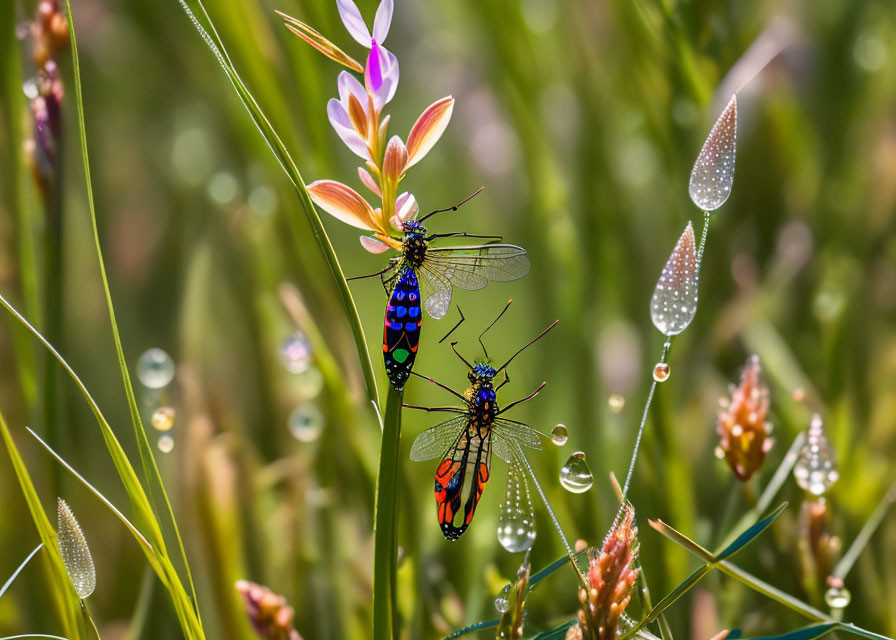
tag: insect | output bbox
[352,189,531,391]
[407,304,556,540]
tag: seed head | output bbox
[236,580,303,640]
[716,355,773,481]
[57,498,96,599]
[566,504,639,640]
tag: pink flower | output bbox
[337,0,398,110]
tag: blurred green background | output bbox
[1,0,896,638]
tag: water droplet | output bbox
[559,452,593,493]
[794,414,838,495]
[279,331,312,374]
[288,404,324,443]
[157,434,175,453]
[57,499,96,599]
[608,394,625,412]
[151,406,176,431]
[689,95,737,211]
[650,223,699,336]
[714,446,726,460]
[652,362,670,382]
[824,586,851,609]
[23,78,39,99]
[136,348,175,389]
[550,424,568,446]
[497,463,536,553]
[494,583,511,613]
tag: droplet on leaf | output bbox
[550,424,568,446]
[824,585,851,609]
[57,498,96,599]
[689,95,737,211]
[494,583,511,613]
[650,222,699,336]
[136,348,175,389]
[559,452,593,493]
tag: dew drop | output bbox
[497,463,536,553]
[550,424,568,446]
[23,78,39,99]
[151,406,176,432]
[157,434,175,453]
[288,403,324,443]
[650,223,699,336]
[57,498,96,599]
[279,331,312,374]
[559,452,593,493]
[608,394,625,412]
[794,414,838,495]
[137,348,175,389]
[689,95,737,211]
[494,583,511,613]
[714,446,726,460]
[824,586,851,609]
[652,362,670,382]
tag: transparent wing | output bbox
[491,418,543,463]
[424,244,530,286]
[410,414,470,461]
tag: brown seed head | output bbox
[236,580,303,640]
[717,355,773,481]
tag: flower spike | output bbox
[57,498,96,599]
[716,354,773,481]
[650,221,699,336]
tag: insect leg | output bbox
[402,404,466,413]
[495,370,510,391]
[347,264,396,282]
[497,382,547,414]
[409,370,468,402]
[426,232,503,242]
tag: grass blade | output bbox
[444,620,499,639]
[718,503,788,560]
[0,544,44,601]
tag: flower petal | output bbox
[406,96,454,167]
[372,0,393,43]
[358,166,382,196]
[308,180,378,231]
[327,99,371,160]
[360,235,392,253]
[382,135,408,184]
[347,93,369,138]
[336,0,371,46]
[395,191,418,221]
[337,71,368,114]
[277,10,364,73]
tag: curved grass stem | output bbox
[373,386,403,639]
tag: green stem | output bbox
[696,210,711,267]
[834,479,896,580]
[373,386,403,640]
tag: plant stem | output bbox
[834,479,896,580]
[696,210,711,266]
[373,386,403,640]
[618,340,672,513]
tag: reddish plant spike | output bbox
[689,95,737,211]
[716,354,773,482]
[650,222,699,336]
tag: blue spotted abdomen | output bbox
[383,268,422,390]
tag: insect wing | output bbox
[410,414,469,461]
[491,418,544,464]
[416,244,530,319]
[432,422,493,540]
[382,268,423,390]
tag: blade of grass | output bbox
[0,544,44,600]
[0,409,84,638]
[833,479,896,580]
[176,0,379,407]
[0,290,202,638]
[62,1,202,623]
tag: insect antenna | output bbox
[478,299,513,358]
[449,341,474,369]
[417,186,485,223]
[496,319,559,374]
[439,307,465,344]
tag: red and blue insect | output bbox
[408,307,557,539]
